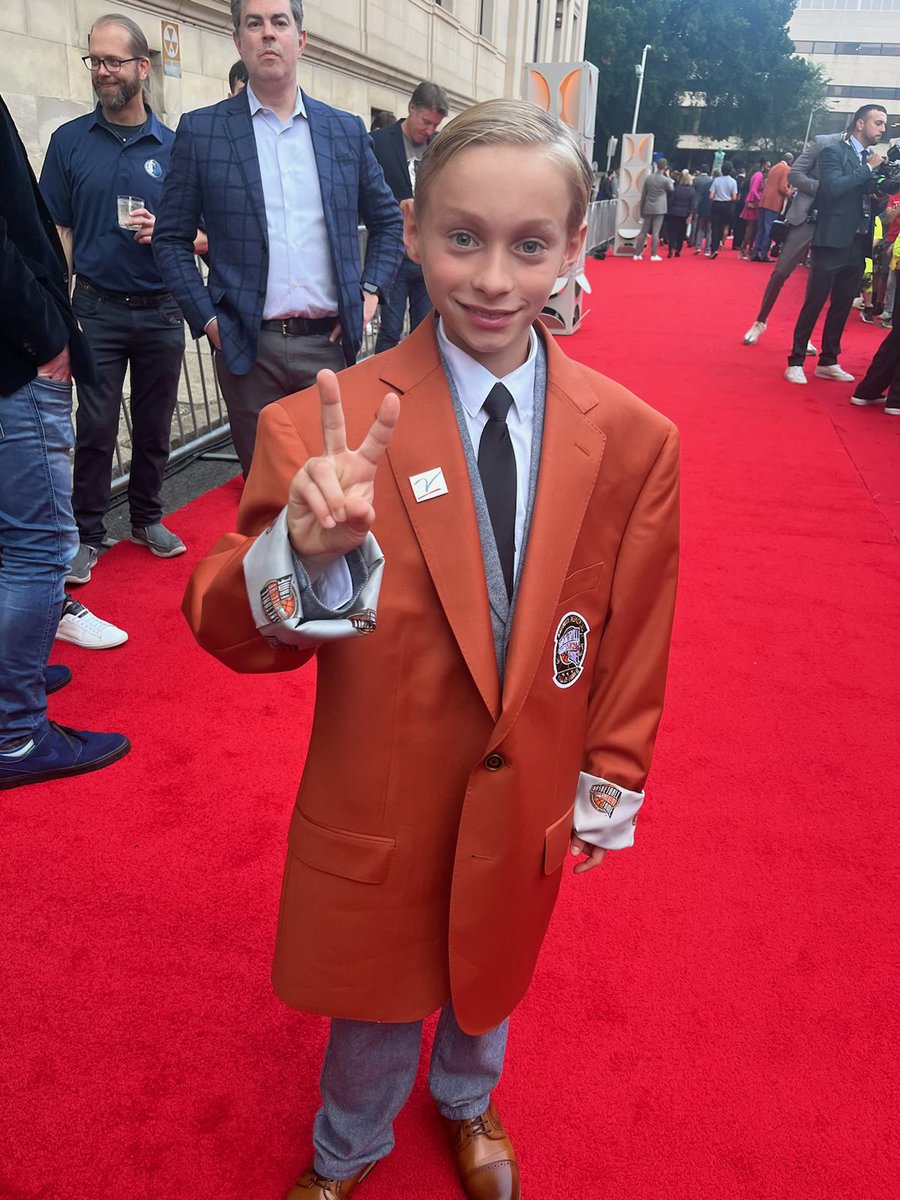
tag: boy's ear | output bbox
[559,220,587,276]
[401,199,421,264]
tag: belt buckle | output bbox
[281,319,290,337]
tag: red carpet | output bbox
[2,250,898,1199]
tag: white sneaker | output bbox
[849,394,885,406]
[633,254,642,261]
[806,342,817,356]
[814,364,855,382]
[650,254,663,261]
[852,297,865,309]
[744,321,766,344]
[784,366,808,385]
[55,596,128,649]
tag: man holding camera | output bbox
[784,105,889,385]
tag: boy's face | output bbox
[403,145,585,378]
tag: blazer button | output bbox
[484,753,504,772]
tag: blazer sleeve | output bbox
[580,424,680,797]
[154,115,216,338]
[0,211,70,368]
[788,145,820,198]
[355,117,404,294]
[817,143,877,204]
[183,398,324,672]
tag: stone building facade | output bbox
[1,0,587,170]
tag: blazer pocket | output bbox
[289,809,395,885]
[558,561,603,605]
[543,805,575,875]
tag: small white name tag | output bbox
[409,467,449,503]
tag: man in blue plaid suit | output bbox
[153,0,403,474]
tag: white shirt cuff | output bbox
[574,772,645,850]
[242,508,384,650]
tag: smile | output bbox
[461,304,518,328]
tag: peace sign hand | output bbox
[287,369,400,576]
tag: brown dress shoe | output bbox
[284,1161,375,1199]
[444,1102,521,1200]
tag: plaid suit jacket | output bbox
[153,89,403,374]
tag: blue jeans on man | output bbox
[374,257,432,353]
[0,377,79,748]
[754,208,780,260]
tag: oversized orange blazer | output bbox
[183,318,680,1035]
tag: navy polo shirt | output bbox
[40,105,175,293]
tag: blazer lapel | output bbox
[491,334,607,745]
[379,321,501,720]
[305,94,335,237]
[224,96,267,243]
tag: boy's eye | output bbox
[452,232,475,247]
[518,240,545,255]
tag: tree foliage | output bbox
[585,0,829,159]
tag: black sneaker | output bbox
[0,722,130,790]
[45,664,73,694]
[130,522,186,558]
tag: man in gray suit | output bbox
[633,159,674,260]
[743,134,842,346]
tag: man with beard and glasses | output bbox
[41,13,197,595]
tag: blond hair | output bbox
[415,98,593,233]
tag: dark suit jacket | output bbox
[0,95,93,397]
[153,89,404,375]
[370,120,414,203]
[813,138,882,250]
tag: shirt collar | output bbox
[246,83,305,121]
[848,134,867,160]
[89,103,164,143]
[436,317,537,421]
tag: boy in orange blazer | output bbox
[184,100,679,1200]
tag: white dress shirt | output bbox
[247,84,339,319]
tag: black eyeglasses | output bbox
[81,55,144,72]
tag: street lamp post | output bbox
[632,44,651,134]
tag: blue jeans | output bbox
[313,1002,509,1177]
[0,377,79,748]
[374,257,432,353]
[754,208,779,259]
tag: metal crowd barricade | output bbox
[110,225,385,493]
[585,199,617,256]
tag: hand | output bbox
[36,344,71,382]
[363,290,379,331]
[868,153,885,172]
[206,318,222,351]
[129,207,156,245]
[287,368,400,573]
[569,834,608,876]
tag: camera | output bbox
[872,144,900,195]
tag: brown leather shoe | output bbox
[284,1161,375,1199]
[443,1102,521,1200]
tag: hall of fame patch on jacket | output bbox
[261,575,298,623]
[552,611,589,688]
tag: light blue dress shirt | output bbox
[246,84,339,319]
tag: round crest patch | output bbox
[552,611,589,689]
[144,158,163,179]
[261,576,298,624]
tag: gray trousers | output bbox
[313,1002,509,1178]
[214,330,345,475]
[756,221,814,324]
[634,213,665,257]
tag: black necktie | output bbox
[477,383,517,600]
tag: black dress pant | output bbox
[71,282,185,546]
[788,237,867,367]
[854,320,900,404]
[710,201,734,254]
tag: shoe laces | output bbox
[463,1112,492,1139]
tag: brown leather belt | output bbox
[260,316,335,337]
[76,277,173,308]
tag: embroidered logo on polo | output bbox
[144,159,163,179]
[552,611,589,688]
[261,576,298,623]
[348,609,377,634]
[590,781,622,818]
